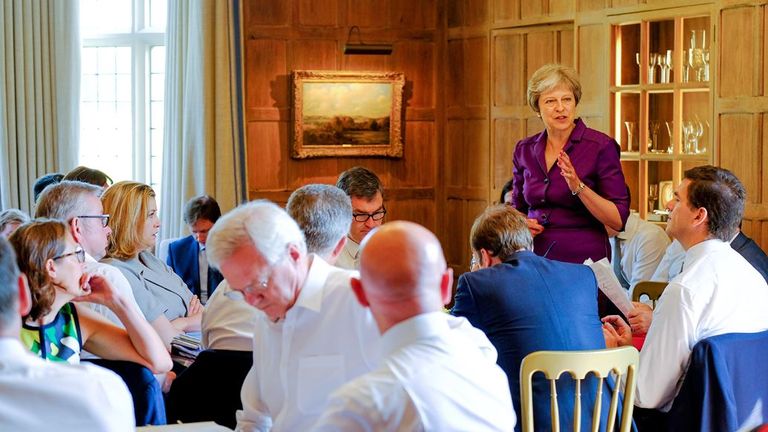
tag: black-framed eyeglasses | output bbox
[353,208,387,223]
[78,214,110,227]
[52,247,86,263]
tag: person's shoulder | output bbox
[169,235,196,249]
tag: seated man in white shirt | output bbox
[335,166,386,269]
[313,221,516,431]
[608,211,670,293]
[0,237,135,431]
[603,165,768,413]
[201,184,353,351]
[206,201,380,431]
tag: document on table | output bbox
[584,258,634,316]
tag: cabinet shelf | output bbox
[612,11,713,220]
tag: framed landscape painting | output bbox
[292,70,405,158]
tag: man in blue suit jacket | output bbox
[452,205,611,432]
[167,195,223,304]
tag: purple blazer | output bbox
[512,118,630,264]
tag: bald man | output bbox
[312,222,516,431]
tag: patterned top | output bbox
[21,302,83,364]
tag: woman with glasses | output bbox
[8,219,171,372]
[101,181,203,341]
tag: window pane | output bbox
[97,47,116,74]
[150,46,165,74]
[147,0,168,31]
[81,75,97,101]
[97,74,116,101]
[150,101,164,130]
[80,0,132,36]
[82,48,97,74]
[116,47,132,74]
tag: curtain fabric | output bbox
[0,0,80,213]
[161,0,246,240]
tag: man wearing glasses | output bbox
[206,201,380,431]
[335,166,386,270]
[34,181,146,330]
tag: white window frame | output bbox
[80,0,165,188]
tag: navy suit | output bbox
[731,231,768,283]
[166,235,223,300]
[452,251,611,432]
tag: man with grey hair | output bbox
[451,205,611,432]
[35,181,178,347]
[206,200,379,431]
[286,184,352,264]
[0,237,135,430]
[335,166,385,269]
[0,209,30,238]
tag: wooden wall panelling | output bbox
[579,0,607,12]
[549,0,576,17]
[243,0,443,243]
[576,22,610,133]
[521,0,546,20]
[494,0,519,22]
[719,113,760,204]
[466,0,489,27]
[719,5,761,98]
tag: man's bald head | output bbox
[354,221,452,332]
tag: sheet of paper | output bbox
[584,257,634,316]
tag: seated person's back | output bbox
[452,205,609,432]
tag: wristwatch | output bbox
[572,182,586,196]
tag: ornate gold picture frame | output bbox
[292,70,405,159]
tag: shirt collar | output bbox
[380,312,449,357]
[345,236,360,259]
[292,254,335,313]
[685,238,730,262]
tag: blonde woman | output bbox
[9,219,170,372]
[102,181,203,339]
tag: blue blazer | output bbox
[731,231,768,284]
[452,251,610,432]
[166,235,223,299]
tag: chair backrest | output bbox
[631,281,667,307]
[520,346,639,432]
[667,330,768,431]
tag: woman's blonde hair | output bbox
[8,219,69,321]
[527,64,582,113]
[102,181,156,260]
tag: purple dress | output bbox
[512,118,630,264]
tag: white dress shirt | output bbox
[199,244,209,304]
[312,312,516,432]
[0,338,134,431]
[609,213,670,293]
[650,239,686,282]
[334,237,360,270]
[236,255,380,432]
[636,239,768,411]
[202,280,259,351]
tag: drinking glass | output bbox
[624,121,636,152]
[649,121,660,152]
[664,121,674,153]
[648,184,659,213]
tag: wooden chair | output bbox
[631,281,667,307]
[520,346,639,432]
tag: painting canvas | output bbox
[292,70,405,158]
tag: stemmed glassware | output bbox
[688,30,708,82]
[648,121,660,152]
[648,53,659,84]
[648,184,659,213]
[664,121,674,153]
[624,121,636,152]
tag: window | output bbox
[79,0,167,197]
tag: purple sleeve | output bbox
[595,138,630,230]
[511,140,529,214]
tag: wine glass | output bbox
[649,53,659,84]
[635,53,641,83]
[664,121,674,153]
[648,184,659,214]
[624,121,636,152]
[649,121,660,152]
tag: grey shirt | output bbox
[103,250,193,322]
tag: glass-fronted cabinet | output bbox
[611,9,713,221]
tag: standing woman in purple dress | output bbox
[512,64,629,265]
